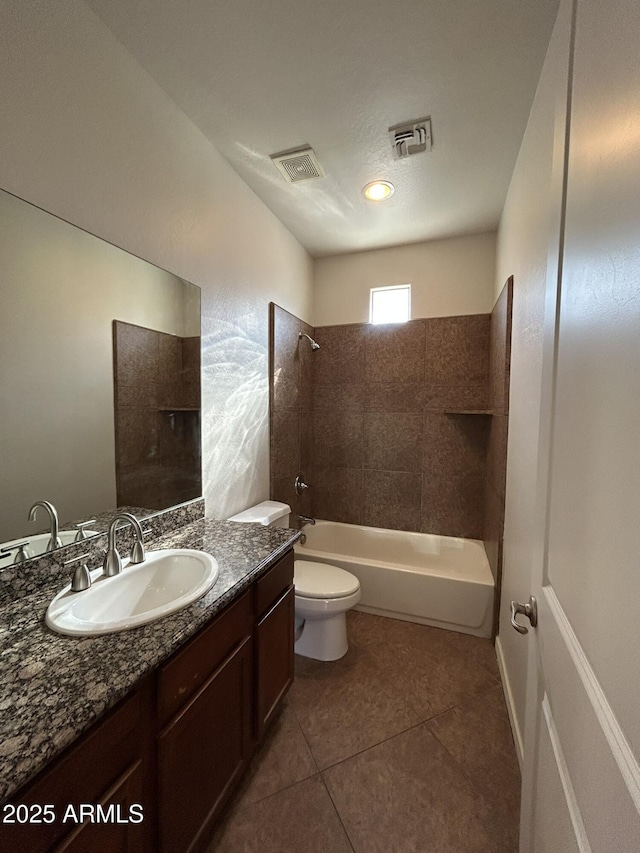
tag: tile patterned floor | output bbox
[209,611,521,852]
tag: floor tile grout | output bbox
[423,689,522,829]
[242,769,322,808]
[213,612,520,851]
[317,717,426,773]
[425,723,505,817]
[293,645,426,771]
[288,696,321,774]
[319,774,358,853]
[349,637,499,726]
[419,681,499,726]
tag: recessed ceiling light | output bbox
[363,180,395,202]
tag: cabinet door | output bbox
[157,636,253,853]
[0,682,153,853]
[256,585,294,738]
[55,760,146,853]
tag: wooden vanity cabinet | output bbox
[0,678,155,853]
[55,760,147,853]
[2,548,295,853]
[154,550,295,851]
[156,590,254,853]
[254,550,295,738]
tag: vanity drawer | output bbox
[255,550,294,618]
[158,590,252,727]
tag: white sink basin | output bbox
[46,549,219,636]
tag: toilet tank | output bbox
[228,501,291,528]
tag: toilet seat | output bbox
[294,560,360,599]
[295,587,361,616]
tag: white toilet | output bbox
[228,501,361,661]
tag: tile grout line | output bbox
[294,643,428,773]
[216,611,518,849]
[239,770,324,809]
[419,681,501,727]
[423,695,522,820]
[319,769,358,853]
[289,699,321,775]
[295,641,426,754]
[224,702,321,811]
[436,632,502,683]
[317,717,427,774]
[347,627,502,731]
[424,721,505,816]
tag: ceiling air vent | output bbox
[270,146,324,183]
[389,117,433,159]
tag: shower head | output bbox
[298,332,320,351]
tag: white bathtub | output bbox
[294,520,494,638]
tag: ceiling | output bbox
[85,0,560,257]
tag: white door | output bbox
[516,0,640,850]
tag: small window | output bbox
[369,284,411,325]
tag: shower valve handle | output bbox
[295,475,310,495]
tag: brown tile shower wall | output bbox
[113,321,201,510]
[483,278,513,633]
[269,305,314,526]
[311,315,491,537]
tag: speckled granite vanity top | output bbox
[0,518,299,801]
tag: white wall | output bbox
[494,3,570,759]
[0,0,313,521]
[313,232,496,326]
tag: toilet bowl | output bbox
[294,560,361,661]
[227,501,361,661]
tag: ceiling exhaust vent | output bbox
[270,146,324,183]
[389,118,432,159]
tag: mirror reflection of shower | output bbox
[298,332,321,351]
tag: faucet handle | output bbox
[103,547,122,578]
[295,475,310,495]
[128,527,151,565]
[130,539,145,565]
[64,553,93,592]
[73,521,96,542]
[13,543,34,564]
[1,543,34,565]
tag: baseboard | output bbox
[495,634,524,770]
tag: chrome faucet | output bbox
[28,500,62,551]
[299,515,316,526]
[103,512,145,578]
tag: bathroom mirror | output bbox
[0,187,202,559]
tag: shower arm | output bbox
[298,332,320,351]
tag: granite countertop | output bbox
[0,518,299,802]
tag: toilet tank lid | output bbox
[228,501,290,525]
